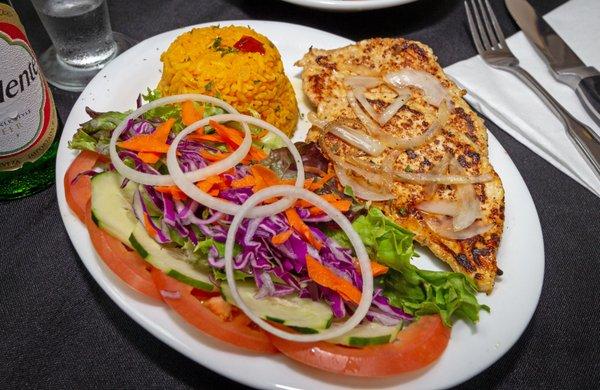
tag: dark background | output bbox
[2,0,599,388]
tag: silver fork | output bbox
[465,0,600,183]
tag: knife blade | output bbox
[505,0,600,128]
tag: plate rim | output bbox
[278,0,418,11]
[55,19,545,390]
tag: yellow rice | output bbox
[158,25,299,136]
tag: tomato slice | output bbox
[84,201,162,301]
[64,151,102,222]
[151,268,278,354]
[269,315,450,377]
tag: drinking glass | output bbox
[30,0,136,92]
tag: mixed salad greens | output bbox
[69,89,488,345]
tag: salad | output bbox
[64,90,488,377]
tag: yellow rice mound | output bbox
[158,26,299,136]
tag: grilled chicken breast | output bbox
[297,38,504,293]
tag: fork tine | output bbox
[477,0,499,48]
[469,0,491,50]
[484,0,507,47]
[464,1,485,55]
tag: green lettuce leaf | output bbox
[382,268,490,326]
[68,130,98,152]
[141,88,185,133]
[257,131,285,152]
[339,207,489,326]
[212,268,251,282]
[352,208,416,274]
[80,111,129,133]
[68,110,128,154]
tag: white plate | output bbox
[56,20,544,390]
[278,0,418,11]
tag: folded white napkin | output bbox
[445,0,600,198]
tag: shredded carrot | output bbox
[231,175,256,188]
[200,150,231,162]
[210,120,244,146]
[285,208,322,250]
[307,206,322,216]
[197,175,222,193]
[306,255,361,305]
[118,139,169,154]
[137,151,161,164]
[334,199,352,211]
[251,164,280,184]
[271,229,293,245]
[295,199,312,208]
[252,129,268,140]
[151,117,176,144]
[308,199,351,214]
[335,200,352,211]
[187,134,225,143]
[155,185,188,201]
[248,146,267,161]
[143,213,158,237]
[370,261,389,277]
[296,194,351,214]
[250,164,281,192]
[278,178,296,186]
[309,170,336,191]
[319,194,337,202]
[117,118,175,153]
[181,101,203,126]
[303,178,315,189]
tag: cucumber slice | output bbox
[91,171,214,292]
[129,223,214,292]
[328,321,403,347]
[90,171,138,244]
[221,282,333,332]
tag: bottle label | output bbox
[0,4,58,171]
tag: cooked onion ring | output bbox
[384,69,450,107]
[325,122,385,157]
[335,164,394,201]
[425,215,493,240]
[376,99,450,149]
[347,90,380,134]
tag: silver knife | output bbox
[506,0,600,128]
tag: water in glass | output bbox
[36,0,116,68]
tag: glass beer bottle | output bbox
[0,0,61,200]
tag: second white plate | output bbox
[279,0,418,11]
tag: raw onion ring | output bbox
[167,114,305,218]
[109,94,247,186]
[224,185,374,342]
